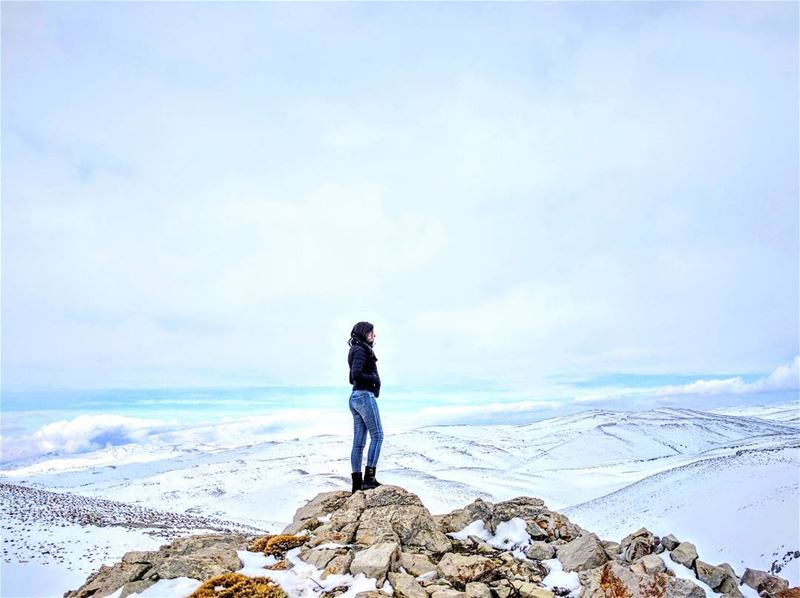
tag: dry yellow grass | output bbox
[189,573,287,598]
[248,534,306,556]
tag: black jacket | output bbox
[348,339,381,397]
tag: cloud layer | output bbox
[2,3,797,390]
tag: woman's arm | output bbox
[350,346,380,387]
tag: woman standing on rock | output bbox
[348,321,384,493]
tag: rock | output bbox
[661,534,680,551]
[620,528,655,563]
[389,571,429,598]
[775,590,800,598]
[601,541,621,560]
[695,560,727,589]
[424,584,453,595]
[633,554,666,576]
[526,541,556,561]
[489,579,515,598]
[666,577,706,598]
[437,499,494,534]
[432,591,468,598]
[283,517,322,536]
[400,552,438,578]
[65,534,249,598]
[344,486,451,554]
[741,569,790,596]
[355,592,391,598]
[557,533,609,572]
[299,547,340,569]
[579,561,704,598]
[285,490,351,534]
[669,542,698,569]
[465,582,492,598]
[511,580,554,598]
[437,553,496,587]
[322,554,353,579]
[350,542,400,586]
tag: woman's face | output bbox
[366,330,376,343]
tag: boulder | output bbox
[557,533,609,572]
[579,561,704,598]
[284,490,351,534]
[322,553,353,579]
[400,551,438,578]
[437,499,494,534]
[350,542,400,586]
[343,486,451,554]
[620,528,655,563]
[741,569,790,596]
[661,535,680,551]
[601,541,621,560]
[465,582,492,598]
[669,542,698,569]
[437,553,496,587]
[389,571,429,598]
[511,580,555,598]
[526,541,556,561]
[695,560,727,590]
[631,554,666,576]
[64,533,249,598]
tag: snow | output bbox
[541,558,581,595]
[448,517,532,551]
[120,577,202,597]
[1,403,797,596]
[488,518,532,551]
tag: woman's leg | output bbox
[363,392,384,468]
[350,393,368,473]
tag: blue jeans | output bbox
[349,389,383,472]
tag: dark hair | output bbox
[348,321,374,345]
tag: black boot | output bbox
[351,472,362,494]
[362,466,382,490]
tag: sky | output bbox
[2,2,798,396]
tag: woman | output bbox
[347,321,384,493]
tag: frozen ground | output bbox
[0,402,797,597]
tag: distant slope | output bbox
[563,436,800,585]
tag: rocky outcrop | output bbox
[66,485,796,598]
[63,534,250,598]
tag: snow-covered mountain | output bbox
[1,403,797,597]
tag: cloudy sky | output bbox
[2,2,798,393]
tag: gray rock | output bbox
[741,568,790,595]
[64,533,249,598]
[288,490,351,529]
[526,541,556,561]
[634,554,666,576]
[389,571,429,598]
[432,590,468,598]
[579,561,703,598]
[665,577,706,598]
[437,499,494,534]
[322,553,353,579]
[557,533,609,572]
[437,553,496,586]
[465,582,492,598]
[299,547,340,569]
[347,486,451,554]
[669,542,698,569]
[350,542,400,586]
[661,534,680,551]
[489,579,515,598]
[511,581,554,598]
[620,528,655,564]
[695,560,727,589]
[400,552,438,578]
